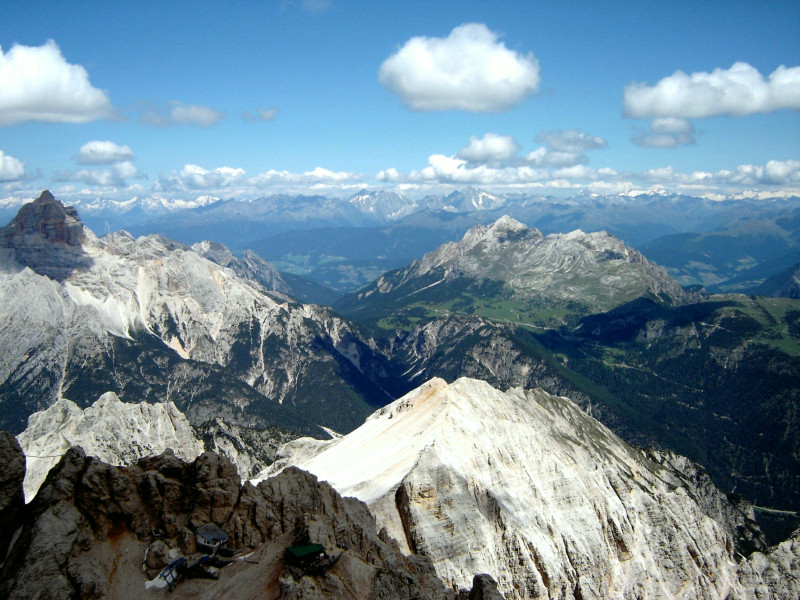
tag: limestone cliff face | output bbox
[0,191,389,435]
[16,392,206,502]
[0,190,90,279]
[0,448,457,600]
[191,240,293,296]
[732,527,800,600]
[262,377,787,600]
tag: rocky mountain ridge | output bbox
[338,216,689,326]
[16,391,301,502]
[190,239,293,296]
[0,436,507,600]
[0,191,390,435]
[16,392,206,502]
[261,376,791,599]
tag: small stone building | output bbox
[195,523,229,555]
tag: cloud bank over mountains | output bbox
[0,19,797,204]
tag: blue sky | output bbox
[0,0,798,204]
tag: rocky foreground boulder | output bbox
[0,441,493,599]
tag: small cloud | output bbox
[177,164,246,190]
[376,167,402,182]
[382,129,610,187]
[632,133,694,148]
[379,23,540,112]
[535,129,607,153]
[249,166,363,186]
[527,129,607,166]
[721,159,800,186]
[0,40,114,125]
[76,140,134,164]
[0,150,25,181]
[242,107,279,122]
[457,133,520,162]
[141,101,223,127]
[54,161,144,187]
[639,159,800,189]
[526,147,587,168]
[650,117,694,134]
[632,117,695,148]
[624,62,800,119]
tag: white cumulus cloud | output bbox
[624,62,800,119]
[527,129,608,166]
[54,161,144,187]
[457,133,520,162]
[154,164,364,196]
[378,23,540,112]
[0,40,114,125]
[249,166,363,186]
[380,129,612,188]
[141,102,224,127]
[0,150,25,181]
[640,159,800,190]
[76,140,134,164]
[178,164,246,189]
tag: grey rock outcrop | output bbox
[733,527,800,599]
[643,448,768,556]
[456,574,504,600]
[16,392,206,502]
[191,240,293,296]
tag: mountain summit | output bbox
[337,215,688,326]
[0,190,90,279]
[1,190,85,246]
[262,377,778,599]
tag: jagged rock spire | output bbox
[0,190,90,280]
[1,190,84,247]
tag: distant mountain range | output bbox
[4,188,799,298]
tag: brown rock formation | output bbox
[0,447,484,600]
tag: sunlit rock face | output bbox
[263,377,759,600]
[354,215,689,314]
[16,392,206,502]
[0,191,388,435]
